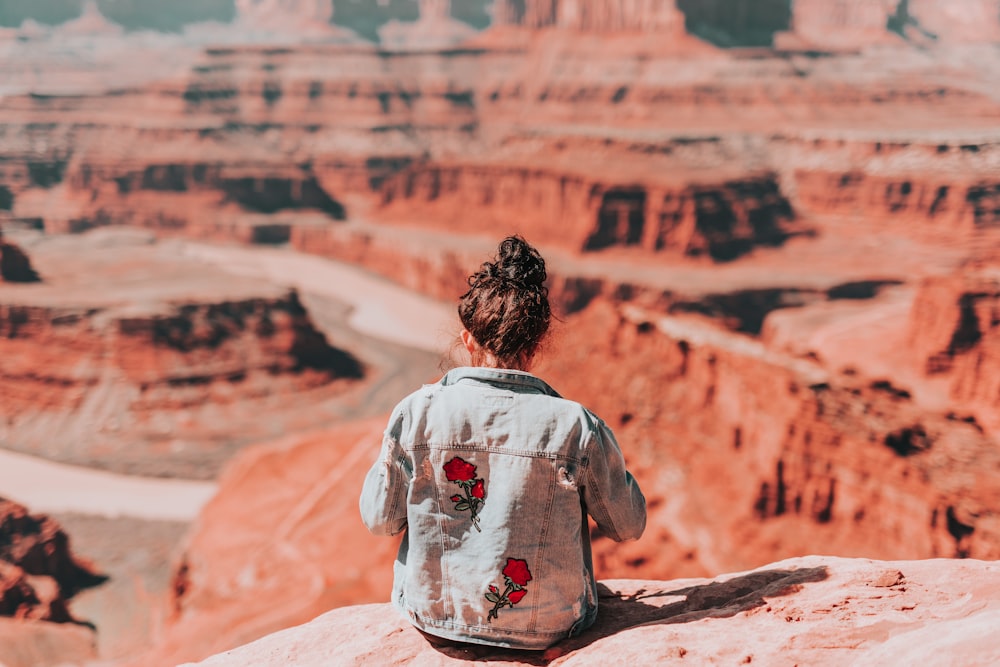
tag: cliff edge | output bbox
[185,555,1000,666]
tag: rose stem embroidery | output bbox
[485,558,532,622]
[444,456,485,532]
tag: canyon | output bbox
[0,0,998,664]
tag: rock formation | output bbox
[0,618,96,667]
[909,261,1000,431]
[0,497,106,622]
[787,0,899,49]
[778,0,1000,48]
[232,0,361,41]
[907,0,1000,42]
[0,231,365,477]
[55,0,123,37]
[184,556,1000,666]
[492,0,684,32]
[378,0,478,51]
[136,418,398,666]
[236,0,333,26]
[0,498,103,667]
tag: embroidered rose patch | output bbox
[485,558,532,621]
[444,457,485,532]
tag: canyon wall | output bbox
[550,302,1000,568]
[144,419,398,667]
[6,38,998,261]
[909,263,1000,431]
[0,235,365,477]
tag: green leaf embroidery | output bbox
[485,592,500,603]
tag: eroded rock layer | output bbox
[3,35,998,261]
[0,232,364,477]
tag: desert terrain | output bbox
[1,0,999,665]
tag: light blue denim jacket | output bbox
[360,367,646,649]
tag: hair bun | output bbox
[496,236,546,289]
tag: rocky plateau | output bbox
[186,556,1000,667]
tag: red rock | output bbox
[782,0,901,50]
[909,264,1000,432]
[0,617,96,667]
[378,0,478,50]
[182,556,1000,667]
[135,418,399,666]
[0,232,365,477]
[492,0,683,33]
[0,498,106,622]
[908,0,1000,43]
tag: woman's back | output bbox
[360,236,645,650]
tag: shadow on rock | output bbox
[425,566,829,664]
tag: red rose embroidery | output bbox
[507,589,527,604]
[502,557,532,587]
[485,558,532,621]
[443,457,476,482]
[443,457,485,532]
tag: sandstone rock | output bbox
[0,617,96,667]
[0,232,365,477]
[777,0,901,50]
[136,418,400,666]
[378,0,478,51]
[533,299,1000,574]
[374,160,801,260]
[237,0,334,26]
[907,0,1000,43]
[909,264,1000,432]
[493,0,683,33]
[55,1,124,38]
[233,0,362,41]
[184,556,1000,666]
[0,498,106,622]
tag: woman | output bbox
[360,235,646,649]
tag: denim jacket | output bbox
[360,367,646,649]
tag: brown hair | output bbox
[458,236,551,369]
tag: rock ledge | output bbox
[186,555,1000,666]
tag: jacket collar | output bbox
[439,366,562,397]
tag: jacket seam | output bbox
[528,468,557,633]
[384,447,407,536]
[583,432,624,543]
[405,442,585,464]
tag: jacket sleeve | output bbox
[582,416,646,542]
[359,409,411,537]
